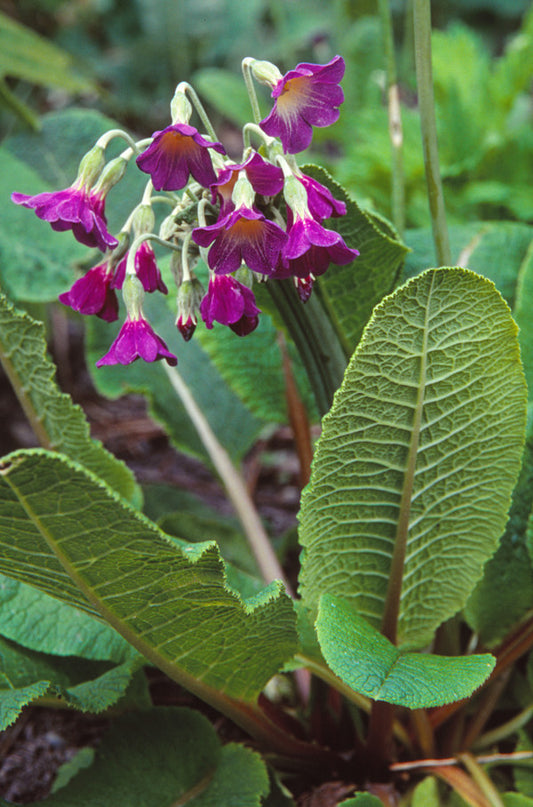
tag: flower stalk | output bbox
[413,0,451,266]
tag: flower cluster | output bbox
[11,56,358,369]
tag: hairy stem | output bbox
[413,0,451,266]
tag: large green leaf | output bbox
[0,449,296,702]
[0,12,95,94]
[0,573,134,663]
[10,708,269,807]
[0,293,140,505]
[316,595,495,709]
[303,165,408,356]
[298,268,527,649]
[514,241,533,398]
[0,635,145,730]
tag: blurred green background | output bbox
[1,0,532,228]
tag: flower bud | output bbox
[122,274,145,319]
[176,276,205,341]
[282,174,310,218]
[170,90,193,125]
[231,174,255,210]
[132,203,156,236]
[93,156,128,195]
[76,143,106,187]
[250,59,283,88]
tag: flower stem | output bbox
[241,58,262,125]
[413,0,451,266]
[176,82,219,142]
[378,0,406,238]
[265,280,346,417]
[163,364,291,591]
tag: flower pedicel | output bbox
[12,57,358,368]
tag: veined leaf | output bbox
[0,293,140,506]
[0,450,296,702]
[12,708,269,807]
[299,268,527,649]
[317,595,494,709]
[0,635,146,730]
[514,240,533,398]
[303,165,408,356]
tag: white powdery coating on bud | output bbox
[77,144,106,187]
[250,59,283,87]
[132,203,156,235]
[171,90,193,124]
[122,274,145,319]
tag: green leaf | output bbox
[0,449,297,702]
[0,12,95,94]
[0,293,140,506]
[0,148,87,302]
[299,268,527,649]
[51,748,95,795]
[196,309,317,425]
[86,292,263,464]
[303,165,408,355]
[0,635,144,730]
[411,777,442,807]
[20,707,270,807]
[0,573,135,663]
[317,595,495,709]
[403,222,533,308]
[338,795,390,806]
[464,425,533,645]
[514,241,533,398]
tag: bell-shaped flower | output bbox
[211,151,284,214]
[192,204,287,277]
[259,55,345,154]
[282,214,359,278]
[112,242,168,294]
[59,262,119,322]
[200,273,260,335]
[136,123,226,191]
[295,172,346,220]
[96,315,177,367]
[11,185,118,252]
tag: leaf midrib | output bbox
[380,273,434,644]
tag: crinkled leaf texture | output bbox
[0,293,140,506]
[0,635,146,730]
[2,707,269,807]
[0,450,297,702]
[299,268,527,650]
[317,595,495,709]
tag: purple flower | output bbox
[136,123,226,191]
[96,315,177,367]
[112,242,168,294]
[282,215,359,278]
[192,206,287,276]
[59,262,119,322]
[176,313,196,342]
[296,173,346,220]
[259,56,345,154]
[295,275,314,303]
[200,274,260,335]
[11,185,118,252]
[211,152,284,214]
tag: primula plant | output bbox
[0,3,533,806]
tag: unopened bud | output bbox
[132,203,155,236]
[231,174,255,210]
[122,274,145,319]
[93,156,128,195]
[171,90,193,125]
[176,276,205,341]
[76,144,106,188]
[250,59,283,88]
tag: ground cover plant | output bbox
[0,1,533,805]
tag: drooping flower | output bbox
[59,262,119,322]
[11,186,118,252]
[175,276,205,341]
[112,242,168,294]
[96,315,177,367]
[281,214,359,278]
[200,274,260,335]
[295,275,314,303]
[192,205,287,276]
[295,172,346,220]
[211,151,284,214]
[136,123,226,191]
[259,55,345,154]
